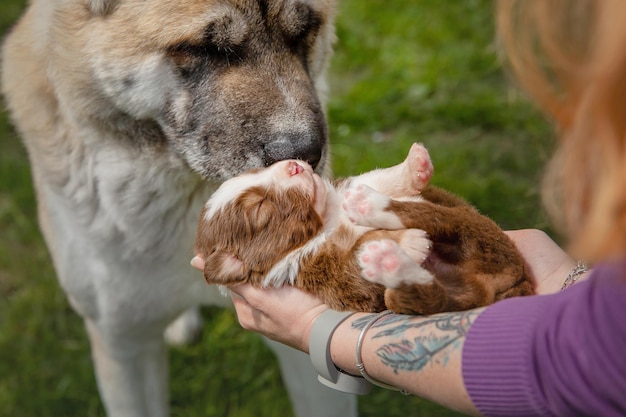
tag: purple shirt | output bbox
[463,261,626,417]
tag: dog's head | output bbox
[195,159,328,284]
[55,0,336,180]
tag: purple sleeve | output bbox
[462,261,626,417]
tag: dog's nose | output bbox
[264,134,322,169]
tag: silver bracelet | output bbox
[309,309,372,395]
[560,261,589,290]
[355,310,409,395]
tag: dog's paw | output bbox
[405,143,434,192]
[343,184,386,221]
[358,239,433,288]
[399,229,432,263]
[343,184,403,228]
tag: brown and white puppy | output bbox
[196,144,535,315]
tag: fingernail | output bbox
[190,256,202,269]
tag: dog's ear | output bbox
[203,250,246,284]
[84,0,118,15]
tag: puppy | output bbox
[195,144,535,315]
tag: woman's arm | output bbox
[229,283,483,416]
[327,309,482,415]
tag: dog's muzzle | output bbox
[264,133,323,170]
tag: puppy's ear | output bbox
[203,251,246,285]
[84,0,117,15]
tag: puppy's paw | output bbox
[343,184,403,228]
[405,143,434,192]
[343,184,386,222]
[399,229,432,263]
[358,239,434,288]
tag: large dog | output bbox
[1,1,357,416]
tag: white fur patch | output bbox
[203,170,273,221]
[262,232,328,287]
[399,229,431,263]
[93,53,176,120]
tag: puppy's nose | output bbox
[288,161,304,176]
[264,134,322,169]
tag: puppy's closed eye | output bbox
[253,198,274,229]
[238,188,270,225]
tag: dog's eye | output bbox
[168,42,211,70]
[167,22,246,70]
[168,40,241,62]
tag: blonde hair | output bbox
[497,0,626,262]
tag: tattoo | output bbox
[352,309,482,374]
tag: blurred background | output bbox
[0,0,554,416]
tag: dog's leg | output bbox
[265,339,358,417]
[356,238,450,315]
[357,238,434,287]
[343,184,404,229]
[164,306,203,346]
[344,143,434,197]
[85,319,169,417]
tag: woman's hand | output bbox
[190,256,327,352]
[228,284,328,352]
[504,229,589,294]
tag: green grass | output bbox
[0,0,554,416]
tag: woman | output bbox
[192,1,626,415]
